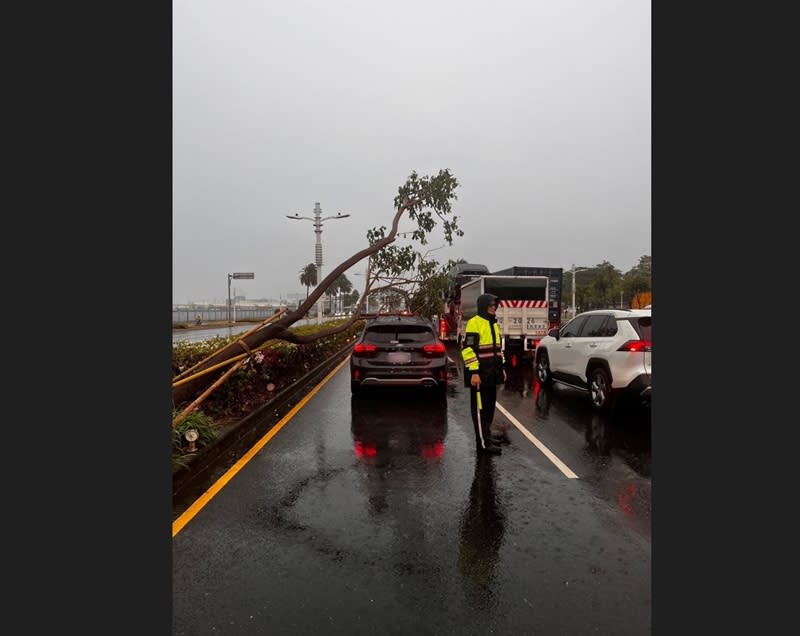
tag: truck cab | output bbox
[440,263,489,341]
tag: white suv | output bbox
[534,308,652,412]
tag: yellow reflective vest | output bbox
[461,315,505,382]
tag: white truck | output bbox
[457,268,563,363]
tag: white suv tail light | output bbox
[617,339,652,353]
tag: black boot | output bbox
[478,444,502,455]
[491,421,510,445]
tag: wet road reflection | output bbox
[350,391,447,462]
[501,360,652,480]
[493,359,652,535]
[501,358,536,397]
[350,391,448,515]
[458,453,505,610]
[174,362,651,634]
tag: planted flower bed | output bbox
[172,319,364,468]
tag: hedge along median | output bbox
[172,318,365,474]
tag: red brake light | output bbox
[423,343,446,355]
[618,339,652,352]
[353,343,378,354]
[421,441,445,458]
[354,440,377,457]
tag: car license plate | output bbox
[527,319,548,330]
[387,351,411,364]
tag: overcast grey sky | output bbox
[173,0,650,305]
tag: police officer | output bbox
[462,293,507,455]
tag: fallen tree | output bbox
[173,169,462,409]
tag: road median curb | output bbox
[172,344,353,501]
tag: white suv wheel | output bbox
[589,367,614,412]
[536,351,552,384]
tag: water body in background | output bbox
[172,317,320,344]
[173,308,278,324]
[172,324,255,344]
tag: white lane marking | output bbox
[496,402,579,479]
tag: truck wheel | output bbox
[535,350,552,384]
[588,367,615,412]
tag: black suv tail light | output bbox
[423,343,446,357]
[353,343,378,357]
[618,339,652,352]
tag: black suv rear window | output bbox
[364,325,434,343]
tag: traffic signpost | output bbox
[228,272,255,322]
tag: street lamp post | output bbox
[352,257,372,314]
[569,263,589,319]
[286,202,350,325]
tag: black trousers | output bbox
[469,382,498,449]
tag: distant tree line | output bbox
[299,264,358,314]
[561,255,652,312]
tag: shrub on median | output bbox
[172,318,364,420]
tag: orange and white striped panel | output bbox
[497,300,548,308]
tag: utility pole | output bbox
[286,202,350,325]
[570,264,589,319]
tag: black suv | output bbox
[350,314,449,395]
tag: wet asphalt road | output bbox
[173,354,651,635]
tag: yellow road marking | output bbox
[172,356,351,537]
[495,402,579,479]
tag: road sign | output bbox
[232,272,254,279]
